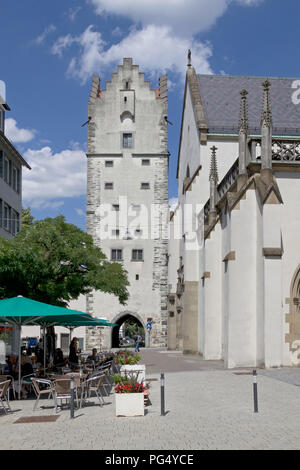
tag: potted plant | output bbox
[116,350,145,382]
[114,376,148,417]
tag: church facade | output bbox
[168,61,300,368]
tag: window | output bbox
[4,157,9,184]
[132,249,143,261]
[135,229,142,236]
[8,160,12,185]
[112,229,120,237]
[105,161,114,167]
[11,211,19,236]
[142,159,150,166]
[105,182,114,190]
[123,133,133,149]
[3,204,10,232]
[112,204,120,211]
[136,274,139,281]
[111,249,123,261]
[0,110,4,133]
[16,168,20,193]
[141,182,150,190]
[12,166,17,191]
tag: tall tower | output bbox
[86,58,169,349]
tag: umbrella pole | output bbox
[43,326,46,374]
[18,324,21,400]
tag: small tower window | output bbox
[125,81,129,90]
[141,182,150,190]
[105,182,114,190]
[123,133,133,148]
[111,249,123,261]
[132,249,143,261]
[142,159,150,166]
[105,160,114,167]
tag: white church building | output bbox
[167,56,300,368]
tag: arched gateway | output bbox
[111,312,146,348]
[286,265,300,364]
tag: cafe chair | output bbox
[0,380,12,414]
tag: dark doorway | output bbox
[111,314,145,348]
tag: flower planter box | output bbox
[115,392,145,417]
[120,364,146,382]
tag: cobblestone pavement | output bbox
[1,349,300,450]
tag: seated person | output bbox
[53,348,65,371]
[87,348,99,363]
[53,348,64,365]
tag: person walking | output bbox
[135,334,142,353]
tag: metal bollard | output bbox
[253,370,258,413]
[70,375,75,419]
[160,373,165,416]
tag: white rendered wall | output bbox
[225,189,257,368]
[276,171,300,365]
[203,222,223,360]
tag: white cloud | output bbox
[111,26,123,37]
[51,34,76,57]
[53,0,265,84]
[22,146,86,208]
[75,208,85,217]
[68,6,82,21]
[5,118,36,143]
[89,0,264,36]
[34,24,56,45]
[169,197,178,212]
[53,24,212,84]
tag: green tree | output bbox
[0,215,129,307]
[21,207,34,229]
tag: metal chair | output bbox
[0,380,12,414]
[80,374,106,408]
[0,375,16,400]
[31,377,56,411]
[54,376,80,413]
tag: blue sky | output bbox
[1,0,300,230]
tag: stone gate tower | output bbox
[86,58,169,349]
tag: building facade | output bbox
[0,82,30,239]
[84,58,169,349]
[0,80,31,359]
[168,58,300,368]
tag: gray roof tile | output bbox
[197,75,300,136]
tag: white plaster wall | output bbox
[226,190,257,368]
[168,207,180,292]
[203,222,223,359]
[255,191,265,366]
[262,202,283,367]
[276,171,300,365]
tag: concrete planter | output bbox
[115,392,145,417]
[120,364,146,382]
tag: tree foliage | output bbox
[21,207,34,229]
[0,215,129,307]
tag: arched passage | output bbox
[111,312,146,348]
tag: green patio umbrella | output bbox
[0,296,92,398]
